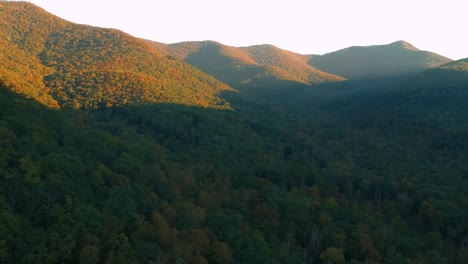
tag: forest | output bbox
[2,74,468,263]
[1,2,468,263]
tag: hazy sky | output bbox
[28,0,467,60]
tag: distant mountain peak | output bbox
[389,40,419,51]
[308,41,451,79]
[244,44,278,49]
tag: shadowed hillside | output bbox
[325,57,468,136]
[150,41,344,88]
[308,41,452,79]
[0,2,232,109]
[411,57,468,86]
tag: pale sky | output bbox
[27,0,467,60]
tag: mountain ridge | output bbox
[308,41,452,79]
[0,1,233,109]
[150,40,345,88]
[0,1,460,110]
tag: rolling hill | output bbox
[0,2,232,109]
[308,40,452,79]
[150,41,344,88]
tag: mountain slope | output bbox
[150,41,344,88]
[411,57,468,87]
[308,41,452,79]
[326,57,468,142]
[0,1,67,107]
[0,2,232,109]
[438,57,468,71]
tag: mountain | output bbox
[0,2,232,109]
[150,41,344,88]
[308,41,452,79]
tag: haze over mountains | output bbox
[1,2,468,264]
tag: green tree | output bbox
[320,247,345,264]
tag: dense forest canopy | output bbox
[1,2,468,263]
